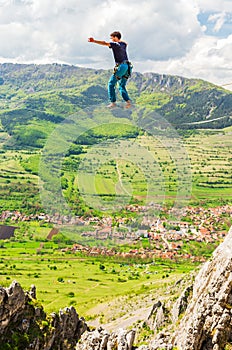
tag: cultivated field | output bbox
[0,239,197,319]
[0,126,231,214]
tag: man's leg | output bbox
[119,77,131,104]
[108,74,117,106]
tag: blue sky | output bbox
[198,11,232,37]
[0,0,231,90]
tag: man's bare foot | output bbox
[125,100,132,109]
[107,102,117,108]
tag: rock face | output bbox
[171,284,193,324]
[126,226,232,350]
[172,226,232,350]
[147,301,170,331]
[76,327,136,350]
[0,281,87,349]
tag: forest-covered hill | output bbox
[0,63,232,149]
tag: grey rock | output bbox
[0,281,87,349]
[30,284,36,299]
[137,227,232,350]
[76,327,135,350]
[147,301,170,331]
[172,226,232,350]
[171,284,193,323]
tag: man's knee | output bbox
[108,79,116,88]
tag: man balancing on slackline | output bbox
[88,31,133,108]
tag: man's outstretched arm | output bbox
[88,37,110,47]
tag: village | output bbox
[0,204,231,262]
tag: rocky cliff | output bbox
[0,281,87,349]
[171,225,232,350]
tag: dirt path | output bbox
[115,160,131,197]
[86,288,162,331]
[89,304,153,331]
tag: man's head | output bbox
[110,31,121,42]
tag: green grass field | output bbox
[0,240,198,317]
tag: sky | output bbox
[0,0,232,90]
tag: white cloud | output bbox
[0,0,231,90]
[136,34,232,90]
[195,0,232,12]
[88,0,202,62]
[208,12,226,32]
[0,0,201,63]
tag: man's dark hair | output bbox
[110,31,121,39]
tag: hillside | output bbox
[0,63,232,149]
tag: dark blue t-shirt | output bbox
[109,41,128,64]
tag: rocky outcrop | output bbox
[76,327,136,350]
[0,281,87,349]
[172,226,232,349]
[171,284,193,323]
[129,226,232,349]
[147,301,170,331]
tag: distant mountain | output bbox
[0,63,232,148]
[132,72,232,129]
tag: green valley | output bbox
[0,63,231,324]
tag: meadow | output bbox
[0,238,198,320]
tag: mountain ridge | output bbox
[0,62,232,149]
[0,62,228,103]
